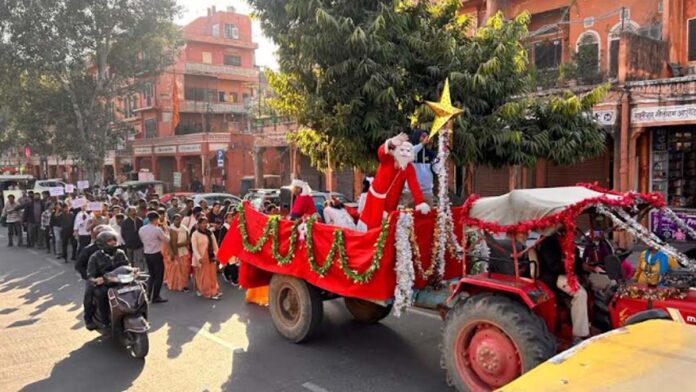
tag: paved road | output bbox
[0,234,452,392]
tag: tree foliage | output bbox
[0,0,182,181]
[250,0,606,173]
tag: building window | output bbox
[124,95,137,118]
[202,51,212,64]
[212,24,220,37]
[230,92,238,103]
[242,93,250,105]
[144,119,157,139]
[639,23,662,41]
[185,87,217,102]
[218,91,227,102]
[224,23,239,39]
[224,55,242,66]
[534,40,561,70]
[576,32,600,84]
[689,19,696,61]
[609,39,620,76]
[143,82,154,107]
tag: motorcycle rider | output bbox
[86,231,130,330]
[77,225,114,330]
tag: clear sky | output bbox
[176,0,279,70]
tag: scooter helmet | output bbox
[95,230,119,252]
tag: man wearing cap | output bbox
[289,179,317,220]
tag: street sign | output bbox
[173,172,182,188]
[216,149,225,168]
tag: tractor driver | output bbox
[533,229,593,343]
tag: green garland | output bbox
[236,203,391,284]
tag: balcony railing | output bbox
[184,62,259,80]
[180,100,248,114]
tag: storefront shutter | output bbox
[473,166,510,196]
[546,151,611,188]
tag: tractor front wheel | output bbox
[442,294,555,392]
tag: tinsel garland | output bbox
[393,212,416,317]
[660,207,696,240]
[236,203,391,284]
[430,126,463,283]
[616,283,687,301]
[596,205,695,270]
[466,229,491,274]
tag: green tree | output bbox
[0,0,182,182]
[251,0,607,190]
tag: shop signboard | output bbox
[632,104,696,125]
[178,144,201,153]
[133,147,153,156]
[650,210,696,241]
[154,146,176,154]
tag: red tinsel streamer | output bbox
[459,185,666,292]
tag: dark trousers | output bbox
[6,222,22,246]
[27,222,39,247]
[92,285,110,325]
[61,233,76,260]
[145,252,164,301]
[78,235,91,253]
[84,281,97,323]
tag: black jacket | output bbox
[59,212,75,235]
[121,217,144,249]
[22,200,44,224]
[87,249,130,279]
[76,243,99,280]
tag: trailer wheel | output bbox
[442,294,555,392]
[344,297,392,324]
[269,274,323,343]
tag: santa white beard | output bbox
[394,153,412,170]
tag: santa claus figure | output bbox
[357,134,431,231]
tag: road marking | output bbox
[44,257,64,268]
[187,326,244,352]
[302,382,330,392]
[406,308,442,320]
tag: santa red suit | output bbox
[357,135,431,231]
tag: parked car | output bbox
[193,193,242,207]
[160,192,195,205]
[33,178,67,193]
[112,180,166,199]
[244,189,281,211]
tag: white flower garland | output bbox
[393,211,415,317]
[661,207,696,240]
[596,205,695,270]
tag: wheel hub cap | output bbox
[458,324,521,390]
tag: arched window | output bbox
[575,31,600,84]
[608,21,640,77]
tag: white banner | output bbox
[87,202,102,211]
[65,184,75,193]
[77,180,89,190]
[49,187,65,197]
[72,197,87,209]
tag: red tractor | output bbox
[220,184,696,392]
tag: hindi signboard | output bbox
[631,104,696,125]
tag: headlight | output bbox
[117,274,135,284]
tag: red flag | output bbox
[171,70,180,130]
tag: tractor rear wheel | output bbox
[269,274,323,343]
[442,294,555,392]
[344,297,392,324]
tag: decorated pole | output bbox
[425,79,465,281]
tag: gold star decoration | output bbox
[425,78,464,138]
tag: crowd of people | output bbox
[1,186,241,329]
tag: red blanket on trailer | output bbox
[216,203,465,301]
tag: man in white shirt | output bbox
[73,208,92,252]
[138,211,170,303]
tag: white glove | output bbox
[415,202,431,215]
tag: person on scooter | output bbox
[86,230,130,330]
[78,224,115,330]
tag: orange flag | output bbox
[171,70,180,130]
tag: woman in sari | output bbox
[191,216,221,300]
[168,214,191,292]
[158,208,173,288]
